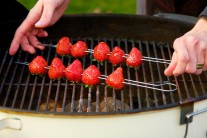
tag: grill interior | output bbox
[0,14,207,115]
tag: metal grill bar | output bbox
[37,76,46,111]
[160,43,175,103]
[181,75,190,99]
[110,38,116,112]
[54,79,61,112]
[189,74,198,97]
[70,84,76,112]
[11,53,28,108]
[0,51,8,75]
[152,42,166,105]
[197,75,206,95]
[138,41,151,108]
[146,41,158,107]
[28,75,37,110]
[120,39,125,111]
[3,53,17,107]
[93,38,101,112]
[134,40,142,109]
[20,72,30,109]
[0,53,13,96]
[78,85,84,112]
[124,39,133,110]
[45,79,53,111]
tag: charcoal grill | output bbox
[0,14,207,138]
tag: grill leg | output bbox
[136,0,175,15]
[136,0,147,15]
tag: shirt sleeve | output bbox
[199,6,207,17]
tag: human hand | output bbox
[9,0,70,55]
[164,17,207,76]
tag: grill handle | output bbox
[153,13,198,25]
[184,108,207,138]
[0,118,22,130]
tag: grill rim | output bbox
[1,95,207,116]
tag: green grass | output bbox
[17,0,136,14]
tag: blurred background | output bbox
[17,0,206,18]
[17,0,137,14]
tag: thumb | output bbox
[164,52,177,76]
[35,4,55,28]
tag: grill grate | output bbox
[0,37,207,115]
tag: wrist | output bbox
[192,17,207,32]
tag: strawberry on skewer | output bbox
[93,42,110,64]
[56,36,72,56]
[71,41,88,58]
[28,56,48,76]
[81,65,101,87]
[48,57,66,80]
[109,46,126,66]
[126,47,143,68]
[105,67,125,90]
[65,59,84,82]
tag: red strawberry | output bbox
[126,47,143,68]
[28,56,48,75]
[81,65,101,87]
[106,67,124,90]
[109,46,126,65]
[93,42,110,62]
[48,57,66,80]
[56,37,72,56]
[65,59,83,82]
[71,41,88,58]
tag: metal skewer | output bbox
[14,61,177,92]
[87,49,171,64]
[100,75,176,92]
[38,43,171,64]
[36,43,57,48]
[142,56,170,64]
[14,62,50,69]
[14,62,29,65]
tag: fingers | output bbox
[172,39,189,76]
[9,0,69,55]
[195,42,206,74]
[9,31,23,55]
[29,30,45,50]
[20,35,36,54]
[37,29,48,37]
[184,36,197,74]
[165,38,190,76]
[165,35,207,76]
[10,28,47,55]
[9,1,43,55]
